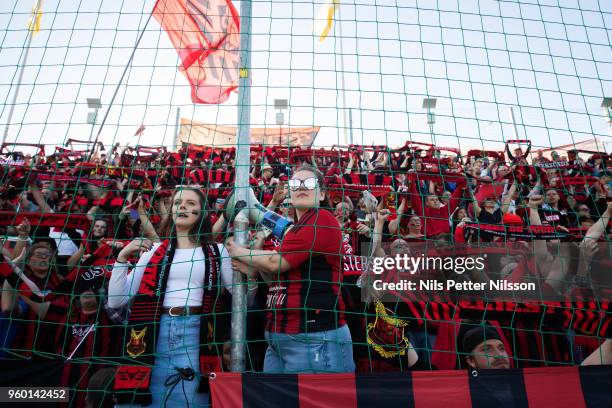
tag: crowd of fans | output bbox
[0,140,610,406]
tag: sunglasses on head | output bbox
[288,177,318,191]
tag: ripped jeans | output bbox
[263,325,355,373]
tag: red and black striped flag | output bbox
[210,366,611,408]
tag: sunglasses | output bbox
[288,177,318,191]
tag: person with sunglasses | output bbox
[226,164,355,373]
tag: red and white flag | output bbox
[134,124,145,137]
[153,0,240,104]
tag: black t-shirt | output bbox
[477,208,502,225]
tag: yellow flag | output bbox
[314,0,339,42]
[27,1,43,34]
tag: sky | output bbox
[0,0,611,156]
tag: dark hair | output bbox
[85,367,116,408]
[24,242,59,278]
[90,218,110,237]
[161,187,211,245]
[291,164,332,210]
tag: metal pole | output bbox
[88,10,154,161]
[349,107,354,145]
[509,106,520,140]
[337,3,349,146]
[2,21,36,145]
[230,0,252,372]
[174,106,181,151]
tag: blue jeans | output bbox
[264,325,355,373]
[117,315,209,407]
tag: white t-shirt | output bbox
[108,243,233,308]
[49,227,83,256]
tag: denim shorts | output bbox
[263,324,355,373]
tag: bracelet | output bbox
[17,236,29,242]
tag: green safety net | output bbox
[0,0,610,406]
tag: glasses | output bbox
[31,251,52,259]
[288,177,318,191]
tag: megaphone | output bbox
[224,188,293,239]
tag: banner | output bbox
[177,118,320,147]
[210,365,612,408]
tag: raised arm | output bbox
[11,219,31,260]
[28,183,53,214]
[108,239,156,309]
[527,195,558,280]
[135,196,160,242]
[470,187,482,218]
[584,202,612,242]
[501,179,517,214]
[448,180,466,213]
[372,209,390,257]
[409,179,424,216]
[388,196,406,236]
[66,243,87,271]
[344,154,355,175]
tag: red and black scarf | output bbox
[113,240,231,406]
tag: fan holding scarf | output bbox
[108,187,237,407]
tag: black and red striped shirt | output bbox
[267,209,346,334]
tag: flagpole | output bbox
[2,0,42,146]
[88,10,155,161]
[66,324,96,361]
[337,3,349,146]
[230,0,252,372]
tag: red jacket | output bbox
[410,181,464,237]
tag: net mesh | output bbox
[0,0,611,405]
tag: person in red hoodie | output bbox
[409,177,466,237]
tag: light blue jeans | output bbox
[264,325,355,373]
[116,314,209,407]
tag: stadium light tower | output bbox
[602,97,612,137]
[86,97,102,145]
[274,99,288,145]
[422,97,437,144]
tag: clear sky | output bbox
[0,0,611,155]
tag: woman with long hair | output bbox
[226,164,355,373]
[109,187,234,407]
